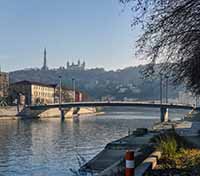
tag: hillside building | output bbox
[0,71,9,97]
[9,81,56,105]
[177,91,196,105]
[54,86,84,103]
[66,60,85,71]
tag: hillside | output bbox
[9,66,183,100]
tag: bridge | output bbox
[21,101,196,122]
[28,101,194,110]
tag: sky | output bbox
[0,0,142,72]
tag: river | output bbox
[0,108,189,176]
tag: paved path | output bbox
[154,119,200,147]
[81,133,154,174]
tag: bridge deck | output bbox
[28,101,194,110]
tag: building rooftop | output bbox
[11,80,57,88]
[0,71,9,75]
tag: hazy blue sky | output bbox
[0,0,141,72]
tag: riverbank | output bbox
[0,106,104,120]
[80,128,158,175]
[80,111,200,175]
[0,106,18,118]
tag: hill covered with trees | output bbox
[9,65,183,100]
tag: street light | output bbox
[165,75,169,104]
[59,76,62,105]
[72,78,75,102]
[159,73,163,105]
[196,95,198,107]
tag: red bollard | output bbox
[125,150,134,176]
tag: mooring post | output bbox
[125,150,135,176]
[160,107,168,123]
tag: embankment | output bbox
[0,106,18,119]
[36,107,100,118]
[0,106,103,119]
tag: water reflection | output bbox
[0,109,187,175]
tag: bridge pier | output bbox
[60,108,65,121]
[160,107,168,123]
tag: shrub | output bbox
[0,97,8,107]
[156,136,177,158]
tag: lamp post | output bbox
[160,73,163,105]
[165,75,169,104]
[72,78,75,102]
[59,76,62,105]
[196,96,198,107]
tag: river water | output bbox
[0,108,188,176]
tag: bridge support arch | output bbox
[160,107,168,122]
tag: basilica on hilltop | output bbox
[41,48,86,71]
[66,60,85,71]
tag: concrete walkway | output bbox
[154,119,200,148]
[81,133,155,174]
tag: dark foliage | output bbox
[0,96,8,107]
[9,66,182,100]
[120,0,200,94]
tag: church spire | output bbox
[42,48,48,70]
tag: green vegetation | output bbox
[0,97,8,107]
[147,131,200,175]
[152,131,188,156]
[159,148,200,170]
[9,66,183,100]
[157,136,177,158]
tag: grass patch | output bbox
[146,130,200,175]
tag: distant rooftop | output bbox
[0,71,8,75]
[11,80,57,88]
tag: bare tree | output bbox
[120,0,200,94]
